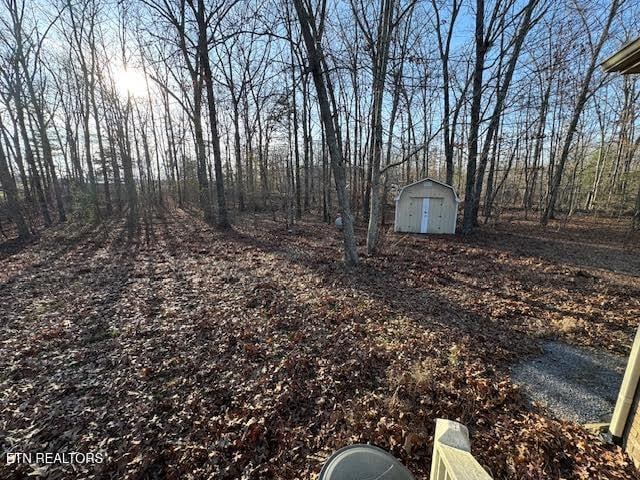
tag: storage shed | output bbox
[394,178,459,234]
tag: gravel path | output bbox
[511,341,627,424]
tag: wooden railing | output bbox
[430,419,492,480]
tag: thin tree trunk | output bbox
[195,0,229,228]
[542,0,620,225]
[0,127,30,239]
[293,0,359,265]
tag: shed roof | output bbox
[602,37,640,75]
[395,177,460,202]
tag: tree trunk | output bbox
[195,0,229,228]
[469,0,539,228]
[0,129,30,239]
[293,0,359,265]
[232,100,245,212]
[462,0,486,233]
[13,86,51,227]
[366,0,395,255]
[542,0,620,225]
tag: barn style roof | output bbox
[395,177,460,203]
[602,37,640,75]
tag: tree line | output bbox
[0,0,638,265]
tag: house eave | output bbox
[602,37,640,74]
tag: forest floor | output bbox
[1,207,639,479]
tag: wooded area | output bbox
[1,0,640,478]
[0,0,638,258]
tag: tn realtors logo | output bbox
[6,452,106,465]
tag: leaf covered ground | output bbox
[1,209,639,479]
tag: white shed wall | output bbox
[394,179,457,234]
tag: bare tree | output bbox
[541,0,622,225]
[292,0,359,265]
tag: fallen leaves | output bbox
[0,209,638,479]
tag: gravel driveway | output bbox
[511,341,627,424]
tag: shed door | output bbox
[430,198,445,232]
[420,198,430,233]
